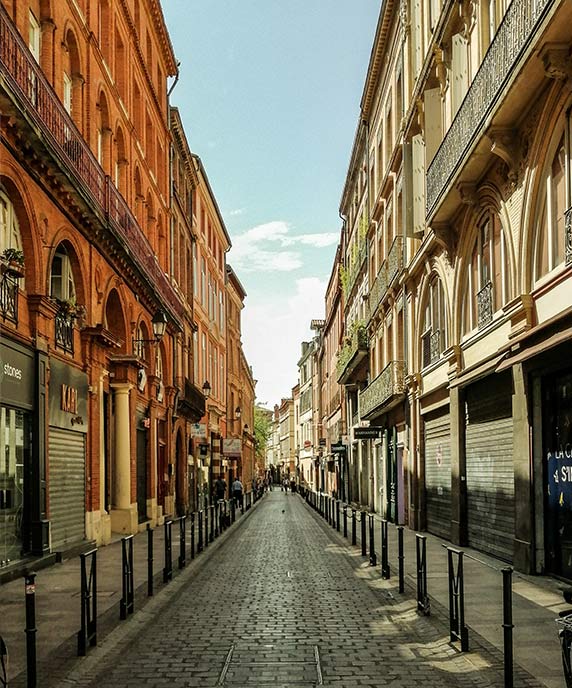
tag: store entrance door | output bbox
[544,372,572,579]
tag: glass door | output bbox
[0,407,29,567]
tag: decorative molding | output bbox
[460,0,476,39]
[539,43,572,80]
[434,46,449,98]
[488,127,519,185]
[457,181,479,207]
[431,221,457,261]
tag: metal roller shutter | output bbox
[49,427,85,549]
[465,373,514,561]
[424,410,451,539]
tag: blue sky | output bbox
[163,1,380,407]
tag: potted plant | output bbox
[56,297,85,321]
[1,247,25,278]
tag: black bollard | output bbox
[120,535,134,619]
[369,514,377,567]
[351,509,357,545]
[204,508,209,549]
[336,500,340,532]
[343,505,348,538]
[502,567,514,688]
[381,519,390,579]
[163,521,173,583]
[361,511,367,557]
[198,510,203,551]
[191,512,196,559]
[210,504,215,542]
[178,516,186,569]
[24,573,37,688]
[397,526,404,593]
[416,534,430,615]
[147,524,154,596]
[447,548,469,651]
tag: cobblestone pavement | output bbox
[59,492,542,687]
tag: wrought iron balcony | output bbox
[566,207,572,266]
[0,6,183,324]
[426,0,554,217]
[359,360,405,420]
[177,378,206,421]
[367,267,387,323]
[477,281,493,329]
[421,329,442,369]
[366,237,404,324]
[343,239,367,299]
[0,275,19,323]
[336,323,368,384]
[55,313,74,353]
[386,236,404,287]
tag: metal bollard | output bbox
[77,548,97,656]
[361,511,367,557]
[120,535,134,619]
[336,500,340,532]
[447,547,468,651]
[369,514,377,567]
[24,572,37,688]
[147,524,154,596]
[191,512,196,558]
[204,507,209,548]
[397,526,404,593]
[231,498,236,524]
[502,567,514,688]
[416,534,430,615]
[178,516,186,569]
[163,520,173,583]
[210,504,215,541]
[198,510,204,551]
[351,509,357,545]
[381,519,390,579]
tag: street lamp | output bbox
[132,309,168,345]
[202,380,211,399]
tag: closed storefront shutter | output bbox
[424,409,451,539]
[465,373,514,561]
[49,427,85,549]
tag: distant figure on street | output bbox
[232,477,244,508]
[290,478,296,493]
[214,477,227,504]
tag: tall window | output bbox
[193,243,198,296]
[28,11,40,62]
[462,211,509,333]
[63,72,72,115]
[0,191,22,254]
[421,277,447,368]
[534,132,569,282]
[50,245,76,302]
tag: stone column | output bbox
[110,382,137,533]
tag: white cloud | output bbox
[228,208,246,217]
[229,221,339,273]
[242,277,327,406]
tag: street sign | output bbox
[354,426,383,439]
[331,443,346,453]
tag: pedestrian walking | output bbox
[214,476,227,505]
[232,477,244,509]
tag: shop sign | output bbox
[223,438,242,457]
[547,450,572,509]
[49,359,88,433]
[0,340,34,409]
[354,426,383,439]
[199,443,209,457]
[331,443,346,453]
[191,423,206,438]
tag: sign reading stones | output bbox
[354,426,383,439]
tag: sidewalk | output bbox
[307,494,566,688]
[0,494,262,686]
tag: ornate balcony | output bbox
[0,275,18,324]
[359,360,406,421]
[366,267,387,323]
[566,207,572,266]
[177,378,206,422]
[336,323,368,384]
[0,6,183,324]
[386,236,404,287]
[55,313,74,354]
[426,0,554,217]
[367,237,404,324]
[477,281,493,329]
[343,239,367,299]
[421,329,441,369]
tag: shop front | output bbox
[0,339,35,568]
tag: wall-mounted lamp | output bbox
[229,406,241,421]
[202,380,211,399]
[133,309,168,345]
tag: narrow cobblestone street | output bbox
[57,493,539,688]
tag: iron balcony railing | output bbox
[426,0,555,217]
[336,323,368,383]
[359,360,406,420]
[566,207,572,266]
[367,236,404,324]
[421,329,441,369]
[0,5,183,323]
[0,275,18,323]
[477,281,493,329]
[55,313,74,354]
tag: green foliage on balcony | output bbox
[336,321,368,380]
[342,212,369,299]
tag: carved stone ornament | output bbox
[487,127,520,185]
[539,43,572,80]
[460,0,476,39]
[434,46,448,98]
[399,0,408,30]
[431,221,457,262]
[456,181,479,208]
[415,97,425,137]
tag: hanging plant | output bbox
[1,247,25,278]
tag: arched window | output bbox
[462,210,509,334]
[62,29,82,128]
[96,90,111,169]
[114,126,127,191]
[134,321,148,362]
[50,244,76,302]
[421,276,447,368]
[534,130,570,283]
[0,189,23,254]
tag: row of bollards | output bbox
[304,489,515,688]
[15,493,261,688]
